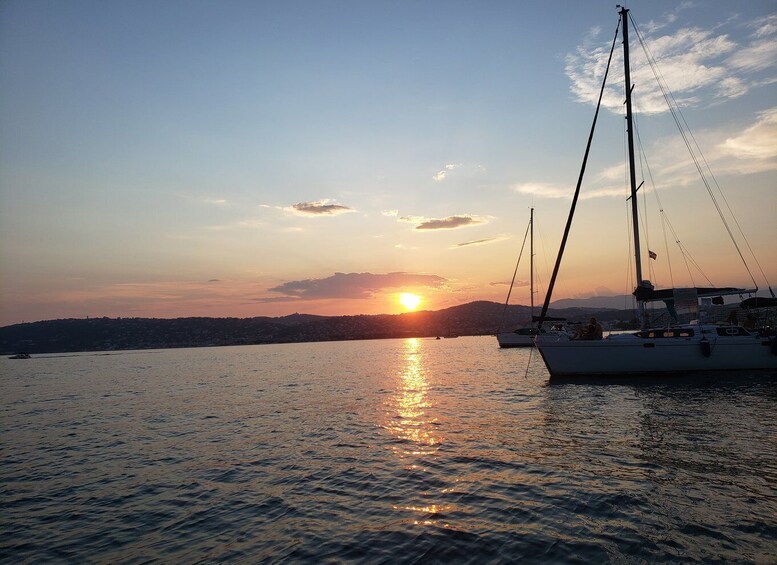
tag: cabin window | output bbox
[716,327,749,337]
[637,329,694,338]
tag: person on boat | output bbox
[587,317,603,340]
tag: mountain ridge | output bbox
[1,300,639,354]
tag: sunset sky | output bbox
[1,0,775,325]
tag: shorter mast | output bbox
[529,207,534,320]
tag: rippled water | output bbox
[2,336,777,563]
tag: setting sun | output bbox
[398,292,422,311]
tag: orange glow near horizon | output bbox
[398,292,422,311]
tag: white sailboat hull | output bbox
[535,332,777,377]
[497,332,535,348]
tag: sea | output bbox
[2,336,776,563]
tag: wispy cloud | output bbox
[285,199,356,217]
[515,105,777,200]
[433,163,461,182]
[490,279,529,288]
[452,234,510,249]
[398,214,489,230]
[262,272,447,301]
[204,218,266,231]
[513,182,624,200]
[203,198,228,206]
[642,2,693,34]
[752,14,777,38]
[720,106,777,160]
[566,10,777,114]
[638,109,777,180]
[726,36,777,72]
[382,209,399,217]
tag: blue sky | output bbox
[1,0,775,324]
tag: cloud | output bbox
[720,107,777,160]
[565,11,776,114]
[203,198,227,205]
[634,108,777,180]
[515,104,777,200]
[398,214,489,230]
[751,14,777,38]
[262,272,447,301]
[204,218,266,231]
[512,182,571,199]
[512,182,624,200]
[727,37,777,72]
[432,163,462,182]
[490,279,529,288]
[452,234,510,248]
[382,209,399,217]
[285,199,355,216]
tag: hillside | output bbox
[0,301,637,354]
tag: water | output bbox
[2,336,776,563]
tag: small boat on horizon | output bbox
[8,352,31,359]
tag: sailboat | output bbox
[497,208,566,348]
[497,208,538,347]
[534,6,777,377]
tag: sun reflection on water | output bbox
[385,338,442,458]
[383,339,454,528]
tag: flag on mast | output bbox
[648,250,657,260]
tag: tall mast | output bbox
[529,207,534,317]
[620,6,646,326]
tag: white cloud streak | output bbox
[720,107,777,161]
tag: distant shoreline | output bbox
[1,300,640,355]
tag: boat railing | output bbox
[642,301,776,330]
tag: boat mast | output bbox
[620,6,646,327]
[529,207,534,319]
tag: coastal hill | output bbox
[0,300,638,354]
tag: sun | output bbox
[399,292,422,311]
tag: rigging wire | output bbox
[535,221,563,304]
[630,105,655,285]
[632,98,711,288]
[633,97,710,287]
[632,122,678,288]
[498,218,531,333]
[621,107,642,314]
[683,124,775,295]
[524,346,533,380]
[536,17,621,328]
[629,12,761,293]
[624,203,637,313]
